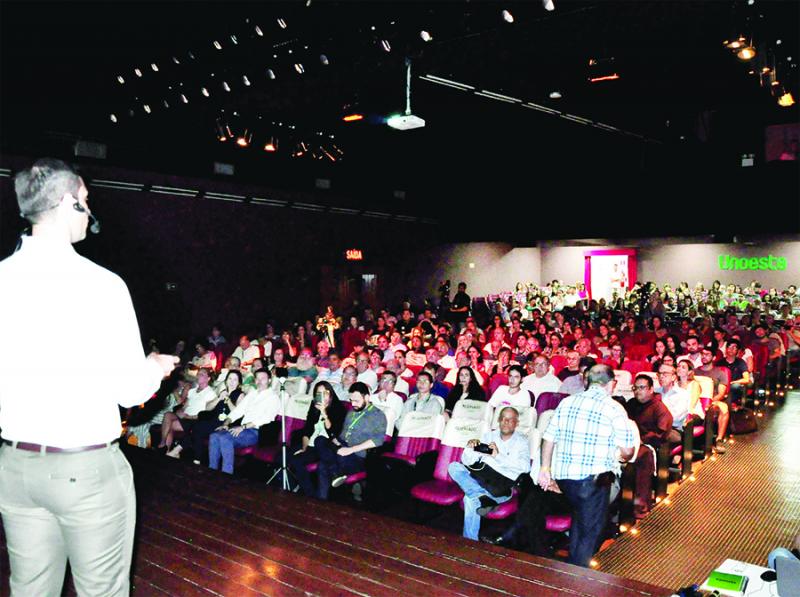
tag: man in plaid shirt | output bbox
[538,365,635,567]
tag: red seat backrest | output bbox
[394,436,442,459]
[550,355,568,375]
[433,445,465,481]
[622,359,649,376]
[535,392,569,416]
[488,374,509,396]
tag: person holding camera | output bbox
[447,407,531,541]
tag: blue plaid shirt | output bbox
[543,385,635,480]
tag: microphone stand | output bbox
[266,377,294,490]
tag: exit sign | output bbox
[346,249,363,261]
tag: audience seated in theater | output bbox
[189,342,217,373]
[126,376,187,448]
[422,362,449,399]
[676,360,704,422]
[487,347,513,378]
[232,335,261,372]
[313,382,387,500]
[393,350,414,380]
[510,334,531,366]
[315,339,332,369]
[444,350,485,387]
[354,351,379,392]
[342,317,366,358]
[159,368,217,451]
[444,366,487,416]
[696,345,729,453]
[678,335,703,368]
[281,330,300,360]
[241,357,266,391]
[521,355,561,401]
[208,324,226,349]
[715,339,750,404]
[434,336,456,370]
[665,334,683,359]
[289,348,319,386]
[448,406,530,541]
[213,355,240,392]
[288,381,347,496]
[467,344,487,381]
[489,365,533,410]
[656,364,694,446]
[624,374,673,518]
[388,331,407,356]
[396,371,445,430]
[208,368,281,474]
[371,371,404,434]
[332,364,358,401]
[374,335,391,361]
[270,348,289,379]
[557,350,581,382]
[169,369,245,463]
[558,357,596,396]
[647,339,669,368]
[315,351,343,389]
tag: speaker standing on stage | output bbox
[0,158,178,596]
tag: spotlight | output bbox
[181,94,189,103]
[213,40,222,50]
[243,75,250,86]
[110,114,118,123]
[380,39,391,52]
[543,0,555,11]
[151,63,159,72]
[725,36,747,50]
[293,141,308,157]
[134,68,143,77]
[236,130,252,147]
[172,56,180,65]
[264,137,277,152]
[549,90,562,99]
[277,17,287,29]
[619,525,628,533]
[201,87,210,97]
[737,44,756,61]
[223,81,231,92]
[294,63,305,74]
[502,10,514,23]
[320,54,330,65]
[230,35,238,45]
[143,104,151,114]
[266,68,276,80]
[255,25,264,36]
[420,30,433,42]
[163,100,169,108]
[117,75,125,84]
[343,113,364,122]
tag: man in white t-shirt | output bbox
[435,337,457,370]
[656,364,691,443]
[160,368,217,450]
[677,336,703,368]
[521,355,561,401]
[371,371,405,434]
[232,335,260,371]
[355,351,378,392]
[489,366,533,409]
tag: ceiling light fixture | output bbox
[110,114,118,123]
[264,136,278,152]
[201,87,210,97]
[543,0,555,11]
[255,25,263,36]
[151,63,159,72]
[181,94,189,103]
[213,40,222,50]
[343,113,364,122]
[420,30,433,42]
[736,39,757,61]
[549,90,562,99]
[117,75,125,84]
[277,18,287,29]
[387,58,425,130]
[266,68,276,80]
[294,63,305,74]
[380,39,391,52]
[242,75,251,86]
[223,81,231,92]
[320,54,330,65]
[502,10,514,23]
[134,68,143,77]
[236,130,252,147]
[778,91,795,107]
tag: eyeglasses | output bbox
[633,385,650,390]
[658,371,673,376]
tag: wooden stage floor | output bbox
[1,445,669,596]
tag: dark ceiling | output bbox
[1,0,798,240]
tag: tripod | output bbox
[266,377,295,490]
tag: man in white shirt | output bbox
[444,351,485,386]
[656,364,691,442]
[383,360,410,396]
[521,355,561,402]
[314,352,344,390]
[448,407,531,540]
[370,371,405,434]
[232,335,261,371]
[488,366,533,410]
[435,337,457,370]
[396,371,444,430]
[355,351,379,392]
[0,159,177,597]
[208,369,280,474]
[677,336,703,368]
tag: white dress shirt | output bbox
[226,388,280,427]
[0,237,164,448]
[357,368,379,392]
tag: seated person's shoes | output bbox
[713,439,727,454]
[480,533,511,546]
[477,495,499,517]
[331,474,349,488]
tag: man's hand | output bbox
[337,446,354,456]
[488,442,499,457]
[537,469,552,491]
[466,439,480,449]
[148,352,180,377]
[230,426,244,438]
[215,425,228,432]
[547,480,562,494]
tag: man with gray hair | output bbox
[0,159,177,595]
[538,364,635,567]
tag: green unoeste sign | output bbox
[718,254,787,271]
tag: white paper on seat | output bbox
[451,399,488,421]
[398,412,446,439]
[284,394,313,420]
[442,418,483,448]
[695,375,714,399]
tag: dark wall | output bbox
[0,159,432,346]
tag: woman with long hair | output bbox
[444,366,486,415]
[287,381,347,496]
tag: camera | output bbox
[439,279,451,296]
[474,443,493,454]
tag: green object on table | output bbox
[705,570,748,593]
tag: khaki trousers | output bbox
[0,443,135,596]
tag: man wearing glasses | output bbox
[623,375,673,518]
[656,364,691,444]
[521,355,561,400]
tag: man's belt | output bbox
[2,439,119,453]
